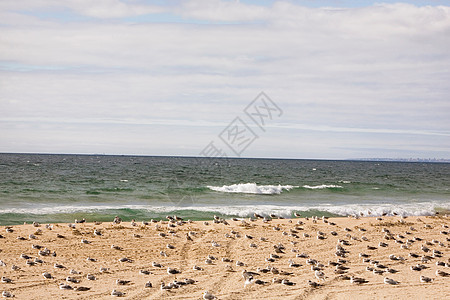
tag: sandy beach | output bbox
[1,215,449,299]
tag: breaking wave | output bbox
[302,184,343,189]
[206,183,298,195]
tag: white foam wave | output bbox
[302,184,343,189]
[207,183,298,195]
[1,202,449,218]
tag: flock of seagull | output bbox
[0,213,449,299]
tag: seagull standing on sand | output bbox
[315,270,326,281]
[242,270,260,280]
[111,289,125,297]
[350,276,368,284]
[1,277,12,283]
[59,283,73,290]
[203,290,216,299]
[2,291,14,298]
[86,274,96,280]
[307,280,320,288]
[384,277,399,285]
[436,269,450,277]
[167,267,180,275]
[420,275,433,283]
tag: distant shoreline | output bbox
[0,152,449,163]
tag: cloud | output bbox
[0,1,449,158]
[177,0,269,22]
[0,0,167,19]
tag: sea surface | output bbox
[0,153,449,225]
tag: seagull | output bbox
[100,267,109,273]
[1,277,12,283]
[66,277,79,283]
[315,270,326,281]
[436,269,450,277]
[118,257,132,263]
[20,253,31,260]
[145,281,152,288]
[245,276,267,286]
[387,268,398,274]
[307,280,320,288]
[242,270,259,280]
[184,278,196,285]
[11,265,20,271]
[2,291,13,298]
[420,275,433,283]
[373,269,384,275]
[74,286,91,291]
[34,258,44,264]
[116,279,131,285]
[42,272,53,279]
[54,263,65,269]
[410,265,423,271]
[111,290,125,297]
[81,239,91,244]
[281,279,296,286]
[160,282,172,290]
[86,274,96,280]
[59,283,73,290]
[350,276,368,284]
[421,245,430,252]
[26,260,36,266]
[203,290,216,300]
[152,262,163,268]
[384,277,399,285]
[225,265,234,272]
[139,270,151,275]
[94,229,102,236]
[167,267,180,275]
[111,245,123,250]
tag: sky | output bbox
[0,0,449,160]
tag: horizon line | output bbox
[0,152,448,163]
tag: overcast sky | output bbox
[0,0,449,159]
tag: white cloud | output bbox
[0,1,449,158]
[178,0,269,22]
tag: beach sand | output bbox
[1,215,449,299]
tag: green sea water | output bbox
[0,153,449,225]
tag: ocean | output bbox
[0,153,449,225]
